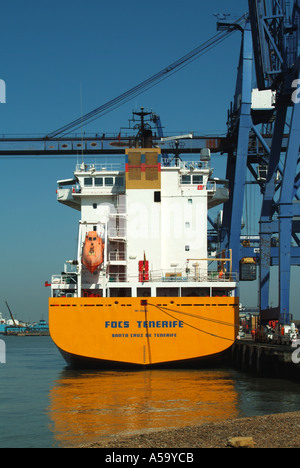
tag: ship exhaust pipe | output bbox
[142,129,153,148]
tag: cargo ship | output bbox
[5,319,49,336]
[48,112,239,368]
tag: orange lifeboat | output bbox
[82,231,104,273]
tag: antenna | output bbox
[80,82,84,164]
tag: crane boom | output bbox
[5,301,17,327]
[46,18,245,139]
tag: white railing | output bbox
[108,269,237,283]
[108,228,127,239]
[206,181,217,192]
[169,160,210,170]
[75,160,209,173]
[109,205,127,216]
[150,269,237,283]
[50,269,237,289]
[75,163,124,173]
[51,274,77,286]
[109,251,126,262]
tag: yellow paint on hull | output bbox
[49,296,239,367]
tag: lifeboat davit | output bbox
[82,231,104,273]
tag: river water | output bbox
[1,335,300,448]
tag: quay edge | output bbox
[229,340,300,382]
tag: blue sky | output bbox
[0,0,278,322]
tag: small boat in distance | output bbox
[5,319,50,336]
[82,231,104,274]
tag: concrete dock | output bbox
[229,338,300,381]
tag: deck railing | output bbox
[108,269,238,283]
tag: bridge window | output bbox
[115,176,124,187]
[83,175,124,189]
[95,177,103,186]
[84,177,93,186]
[180,174,203,185]
[181,175,191,184]
[192,175,203,184]
[105,177,114,186]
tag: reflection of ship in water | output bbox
[48,369,239,447]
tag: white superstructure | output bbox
[53,148,236,299]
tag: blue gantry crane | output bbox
[0,3,299,326]
[218,0,300,325]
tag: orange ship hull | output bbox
[49,296,239,368]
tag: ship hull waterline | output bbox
[49,296,239,369]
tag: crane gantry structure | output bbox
[1,1,300,325]
[218,0,300,325]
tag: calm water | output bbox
[1,336,300,448]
